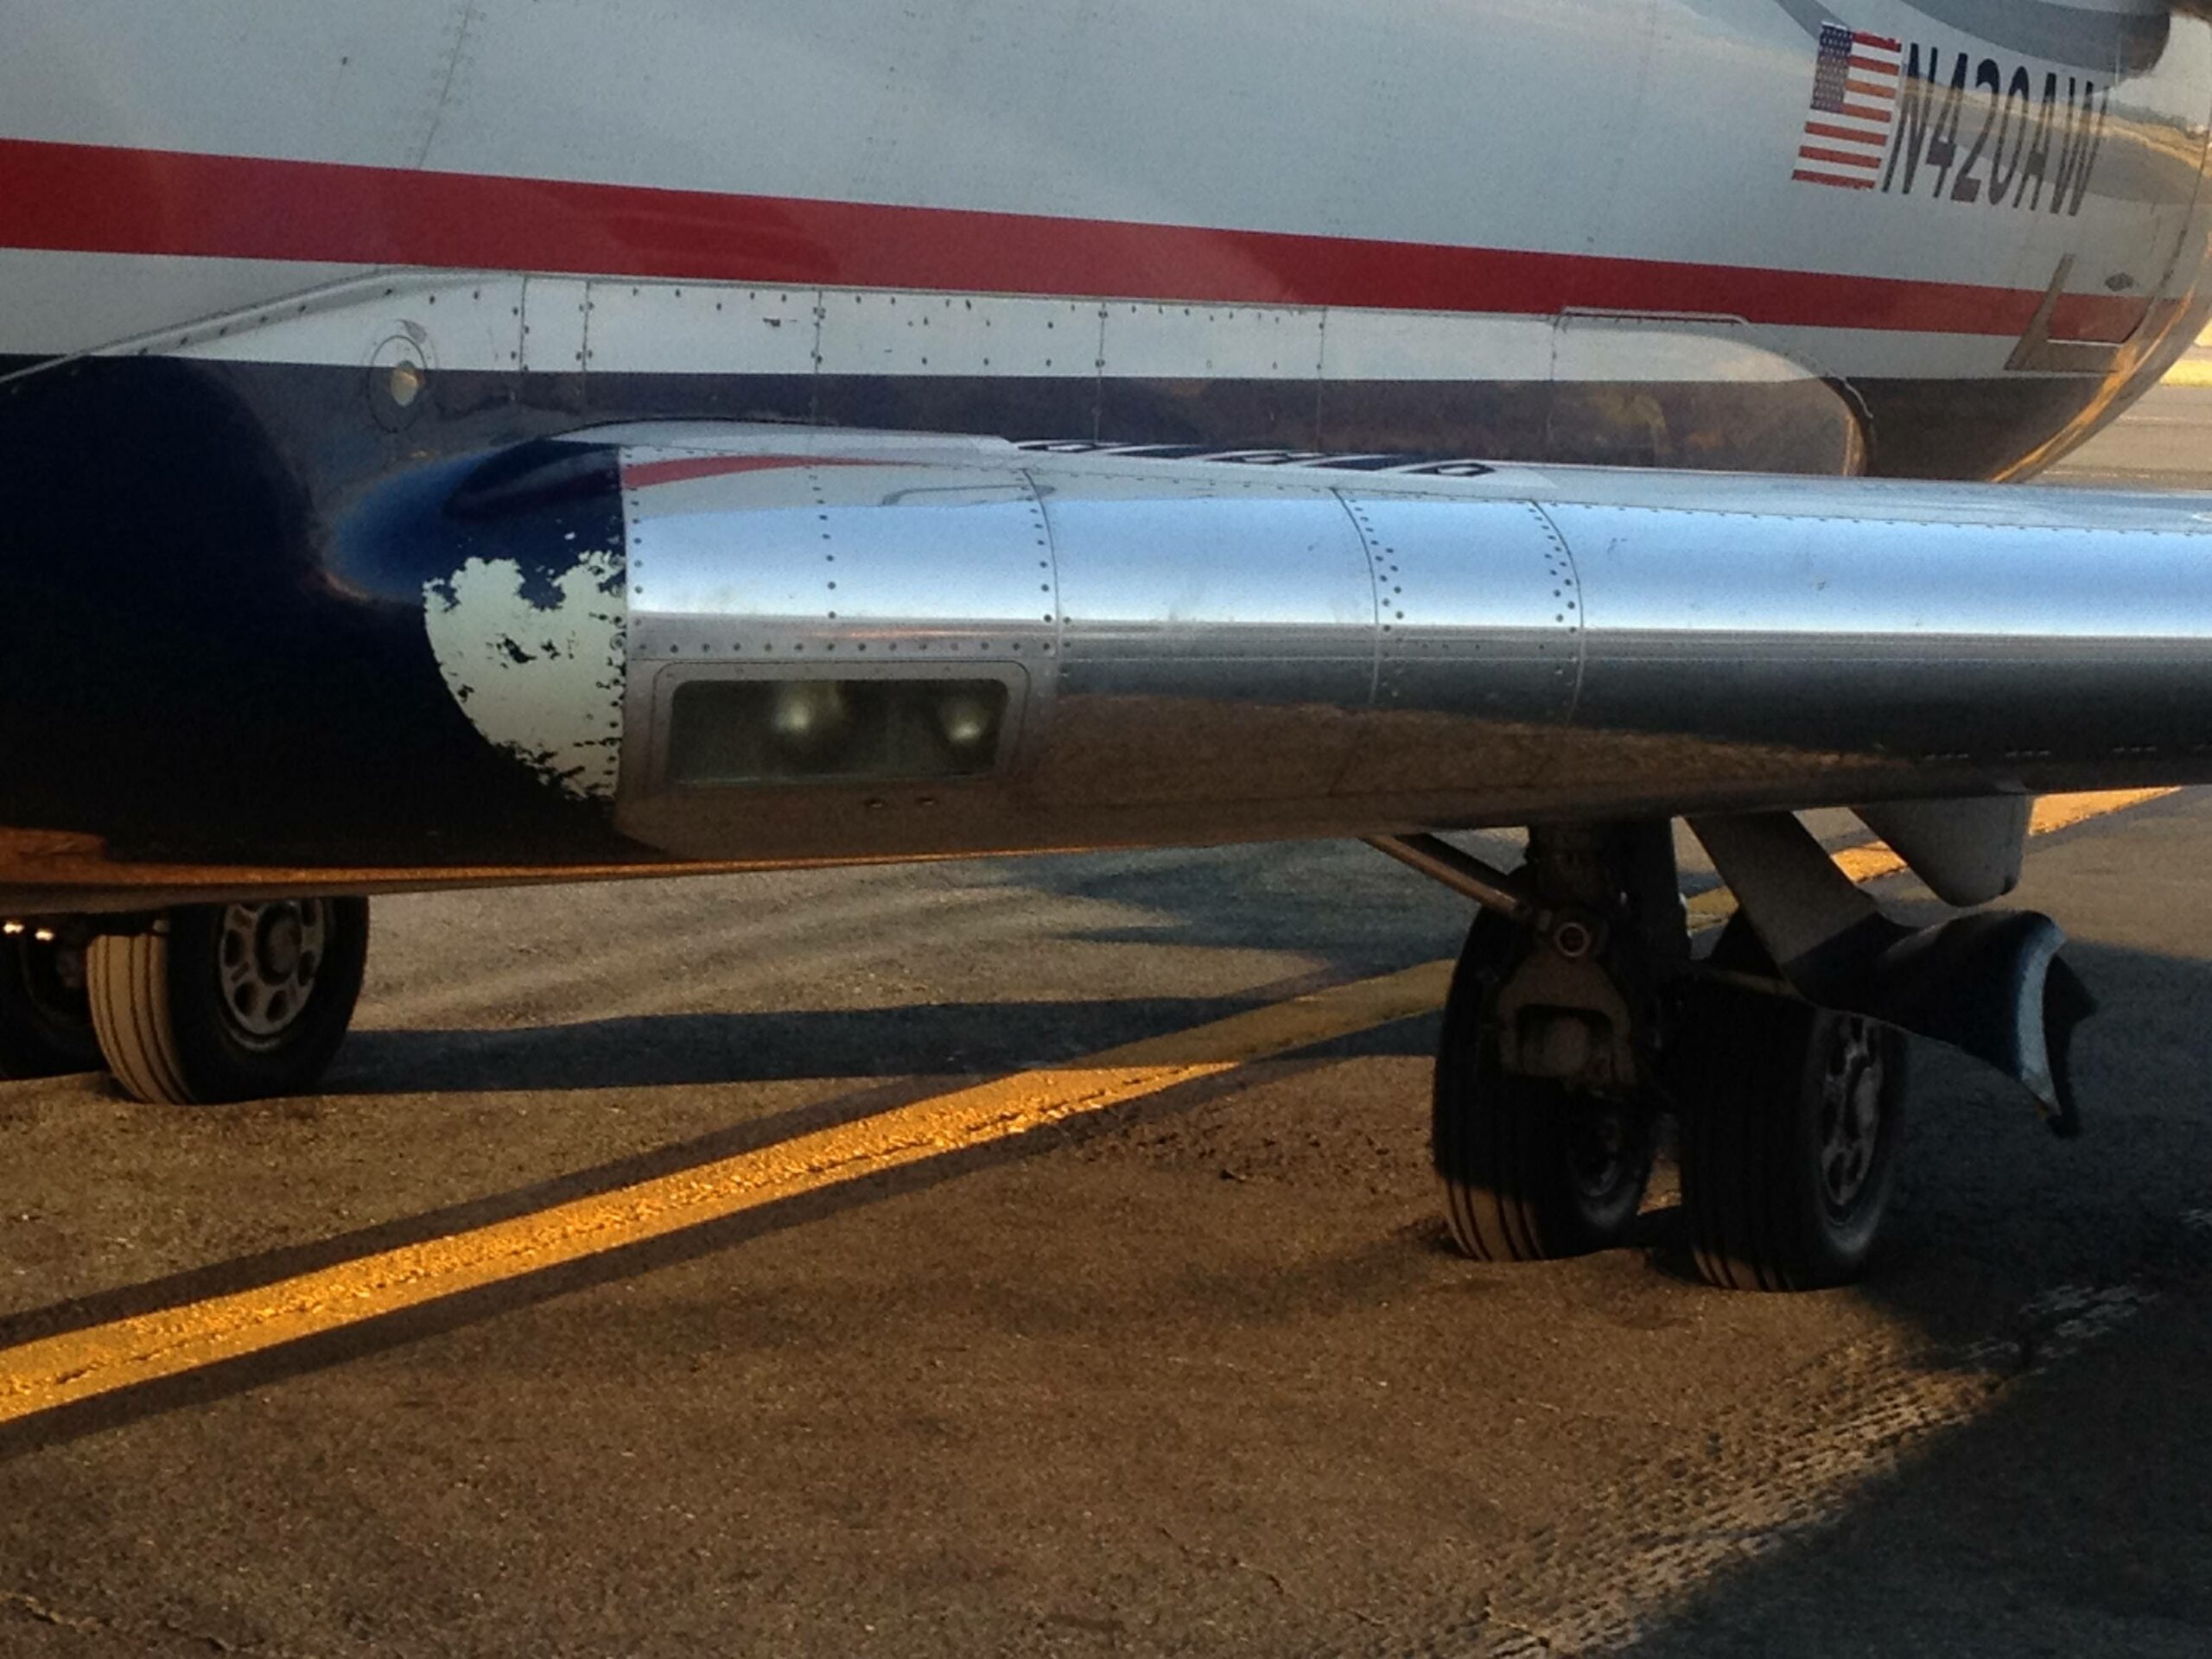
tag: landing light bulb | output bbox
[936,691,999,753]
[766,681,852,760]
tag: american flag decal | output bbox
[1793,22,1903,189]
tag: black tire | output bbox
[0,930,102,1078]
[1676,982,1906,1292]
[86,899,369,1105]
[1433,912,1652,1262]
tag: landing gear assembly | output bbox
[1414,824,1676,1267]
[1673,982,1907,1292]
[0,899,369,1104]
[1375,810,2072,1293]
[3,807,2083,1297]
[1433,909,1655,1262]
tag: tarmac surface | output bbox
[4,388,2212,1657]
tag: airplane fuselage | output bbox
[7,1,2212,476]
[5,0,2212,906]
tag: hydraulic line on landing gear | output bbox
[1362,835,1540,927]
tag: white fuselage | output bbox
[3,0,2210,477]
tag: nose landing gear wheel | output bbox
[1676,982,1907,1292]
[86,899,370,1105]
[1433,912,1653,1262]
[0,930,102,1079]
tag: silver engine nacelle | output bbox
[424,426,2212,863]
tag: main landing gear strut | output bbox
[0,900,370,1104]
[1372,815,2078,1292]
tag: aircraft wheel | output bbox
[87,899,369,1105]
[1676,983,1906,1292]
[0,928,103,1078]
[1433,912,1652,1262]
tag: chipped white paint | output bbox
[423,550,626,801]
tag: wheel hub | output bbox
[1818,1019,1885,1213]
[218,901,327,1045]
[1566,1102,1640,1205]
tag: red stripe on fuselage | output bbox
[624,454,893,488]
[0,137,2145,343]
[1798,147,1883,168]
[1804,121,1891,145]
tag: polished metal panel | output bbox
[601,430,2212,863]
[1556,502,2212,792]
[1038,474,1375,808]
[625,460,1052,639]
[1332,494,1580,798]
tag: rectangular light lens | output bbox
[666,678,1010,785]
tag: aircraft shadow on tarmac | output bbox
[1576,934,2212,1656]
[330,836,1477,1096]
[332,994,1437,1095]
[1609,1306,2212,1656]
[974,838,1503,964]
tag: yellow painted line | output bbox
[0,961,1452,1427]
[0,788,2177,1427]
[2163,358,2212,388]
[1682,887,1738,928]
[2027,788,2178,834]
[1685,788,2176,930]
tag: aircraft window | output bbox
[665,677,1010,785]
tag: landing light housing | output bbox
[664,675,1014,787]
